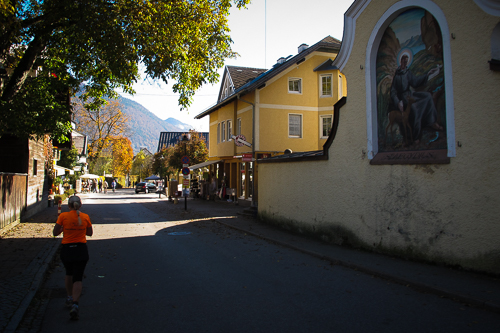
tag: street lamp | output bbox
[181,133,190,210]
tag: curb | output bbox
[0,220,21,236]
[4,239,61,333]
[215,219,500,315]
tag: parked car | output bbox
[135,182,157,193]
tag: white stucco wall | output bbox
[258,0,500,274]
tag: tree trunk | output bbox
[1,35,45,103]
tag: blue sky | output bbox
[118,0,354,131]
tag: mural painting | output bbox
[376,8,446,153]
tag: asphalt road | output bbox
[37,190,499,332]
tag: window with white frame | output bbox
[320,74,333,97]
[289,114,302,138]
[217,123,220,144]
[237,118,242,135]
[320,115,333,138]
[288,78,302,94]
[221,121,226,142]
[53,148,60,161]
[227,120,232,141]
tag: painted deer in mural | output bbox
[385,97,415,147]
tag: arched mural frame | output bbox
[365,0,455,164]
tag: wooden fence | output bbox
[0,173,27,230]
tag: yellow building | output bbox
[195,36,344,204]
[258,0,500,275]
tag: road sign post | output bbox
[181,167,190,176]
[181,163,190,211]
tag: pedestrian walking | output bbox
[52,196,93,320]
[112,179,116,192]
[103,180,108,193]
[98,179,103,193]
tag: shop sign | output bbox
[233,135,252,147]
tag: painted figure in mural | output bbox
[390,51,443,144]
[377,8,446,151]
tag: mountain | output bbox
[400,35,423,49]
[116,95,194,153]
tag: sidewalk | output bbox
[0,205,61,333]
[1,196,499,332]
[211,201,500,315]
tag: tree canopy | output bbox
[73,97,129,169]
[111,136,133,177]
[132,149,153,181]
[0,0,250,140]
[152,147,177,181]
[168,130,208,171]
[58,144,79,169]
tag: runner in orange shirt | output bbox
[53,196,93,320]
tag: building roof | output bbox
[313,58,339,72]
[157,132,209,152]
[195,36,341,119]
[139,147,153,156]
[228,66,268,90]
[217,66,267,103]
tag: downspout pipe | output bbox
[237,94,257,208]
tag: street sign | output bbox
[181,167,190,175]
[181,156,190,165]
[242,153,253,162]
[183,164,189,168]
[183,179,189,186]
[233,135,252,147]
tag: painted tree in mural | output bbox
[111,136,134,177]
[167,131,208,171]
[72,98,129,172]
[0,0,250,141]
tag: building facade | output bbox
[0,135,52,230]
[195,37,345,203]
[258,0,500,275]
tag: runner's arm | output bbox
[53,224,63,237]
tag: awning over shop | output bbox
[54,165,74,176]
[189,160,223,171]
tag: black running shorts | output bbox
[61,243,89,282]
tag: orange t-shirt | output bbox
[56,210,92,244]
